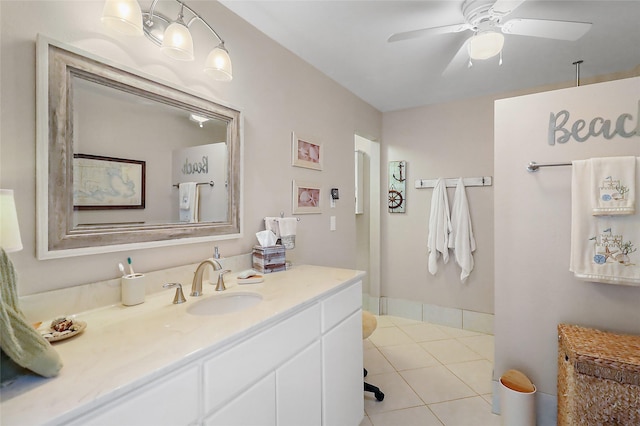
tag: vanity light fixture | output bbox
[0,189,23,253]
[468,30,505,60]
[101,0,233,81]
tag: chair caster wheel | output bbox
[375,391,384,401]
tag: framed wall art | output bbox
[293,180,322,214]
[292,132,323,171]
[388,160,406,213]
[73,154,146,210]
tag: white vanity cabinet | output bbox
[203,304,322,425]
[321,281,364,426]
[2,267,365,426]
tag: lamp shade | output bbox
[468,31,505,60]
[204,45,233,81]
[161,21,194,61]
[101,0,143,36]
[0,190,23,253]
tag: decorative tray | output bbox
[37,319,87,342]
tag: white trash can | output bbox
[500,377,536,426]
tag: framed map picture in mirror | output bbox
[73,154,145,209]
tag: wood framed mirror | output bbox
[36,36,242,259]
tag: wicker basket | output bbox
[557,324,640,425]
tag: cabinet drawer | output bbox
[66,365,199,426]
[204,373,276,426]
[203,304,320,414]
[321,280,362,332]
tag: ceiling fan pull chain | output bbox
[499,50,503,66]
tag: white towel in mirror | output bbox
[179,182,198,223]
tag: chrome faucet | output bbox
[191,259,222,296]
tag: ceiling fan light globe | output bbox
[468,31,504,60]
[161,21,194,61]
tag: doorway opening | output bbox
[355,134,380,313]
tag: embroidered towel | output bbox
[570,159,640,286]
[448,178,476,282]
[591,156,636,216]
[0,249,63,377]
[178,182,198,223]
[277,218,297,249]
[428,178,451,275]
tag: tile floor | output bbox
[360,315,500,426]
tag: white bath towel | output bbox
[178,182,199,223]
[591,156,636,216]
[448,178,476,282]
[277,217,297,249]
[428,178,451,275]
[570,158,640,286]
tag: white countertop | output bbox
[0,265,364,426]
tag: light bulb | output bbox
[204,45,233,81]
[101,0,143,36]
[161,21,194,61]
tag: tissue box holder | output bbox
[252,245,286,273]
[558,323,640,426]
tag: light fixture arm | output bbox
[145,0,225,45]
[146,0,160,27]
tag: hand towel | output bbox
[590,156,636,215]
[570,159,640,286]
[428,178,451,275]
[179,182,198,223]
[264,217,280,238]
[448,178,476,282]
[0,249,63,377]
[277,217,297,249]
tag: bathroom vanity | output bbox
[0,265,364,426]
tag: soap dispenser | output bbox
[214,246,220,259]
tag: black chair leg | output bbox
[363,369,384,401]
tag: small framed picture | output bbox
[292,132,322,171]
[73,154,145,210]
[293,180,322,214]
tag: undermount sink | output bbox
[187,292,263,316]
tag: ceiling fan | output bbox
[388,0,592,73]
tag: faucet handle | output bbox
[163,283,187,304]
[215,270,231,292]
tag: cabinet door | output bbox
[322,310,363,426]
[204,373,276,426]
[66,365,199,426]
[277,341,321,426]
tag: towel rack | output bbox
[415,176,492,189]
[270,212,301,221]
[526,161,573,172]
[172,181,215,188]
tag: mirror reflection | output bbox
[72,77,229,227]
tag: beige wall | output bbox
[494,76,640,420]
[0,1,381,296]
[379,67,640,317]
[381,97,496,314]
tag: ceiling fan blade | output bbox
[501,18,592,41]
[491,0,526,16]
[388,23,469,43]
[442,37,471,76]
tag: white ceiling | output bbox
[219,0,640,112]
